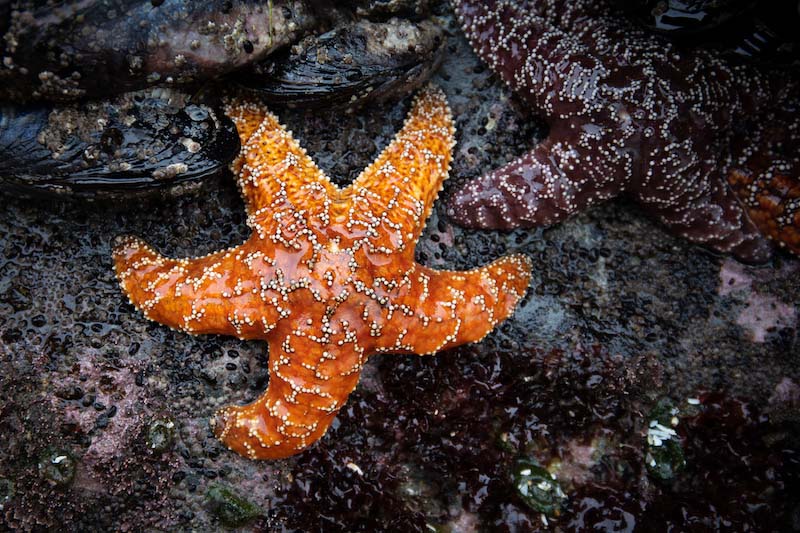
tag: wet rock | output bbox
[0,479,13,511]
[617,0,800,65]
[767,377,800,424]
[644,400,686,482]
[617,0,757,35]
[639,393,800,530]
[348,0,433,20]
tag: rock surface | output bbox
[1,4,798,531]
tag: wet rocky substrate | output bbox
[1,11,799,533]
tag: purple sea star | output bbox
[448,0,800,263]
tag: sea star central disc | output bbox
[113,87,532,460]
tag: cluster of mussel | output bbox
[617,0,800,65]
[0,0,444,199]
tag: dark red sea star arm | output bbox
[376,255,533,355]
[627,133,775,262]
[113,237,282,337]
[449,0,627,229]
[452,0,611,117]
[635,171,773,262]
[448,133,625,230]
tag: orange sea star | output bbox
[113,86,532,459]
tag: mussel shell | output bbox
[0,1,10,30]
[235,18,445,110]
[0,0,321,102]
[0,89,239,199]
[617,0,800,66]
[617,0,757,35]
[730,2,800,66]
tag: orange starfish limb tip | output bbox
[113,86,532,460]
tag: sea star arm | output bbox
[224,98,270,181]
[212,338,364,460]
[452,0,611,116]
[449,0,627,229]
[344,86,456,253]
[635,161,774,263]
[211,253,532,459]
[729,167,800,256]
[223,98,338,223]
[449,130,626,229]
[639,184,772,262]
[376,255,532,354]
[113,237,283,337]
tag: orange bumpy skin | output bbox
[727,165,800,256]
[113,86,532,460]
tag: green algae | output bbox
[206,484,261,528]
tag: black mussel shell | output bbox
[235,18,445,111]
[617,0,800,66]
[0,0,321,103]
[617,0,757,35]
[0,1,10,31]
[0,88,239,199]
[728,2,800,66]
